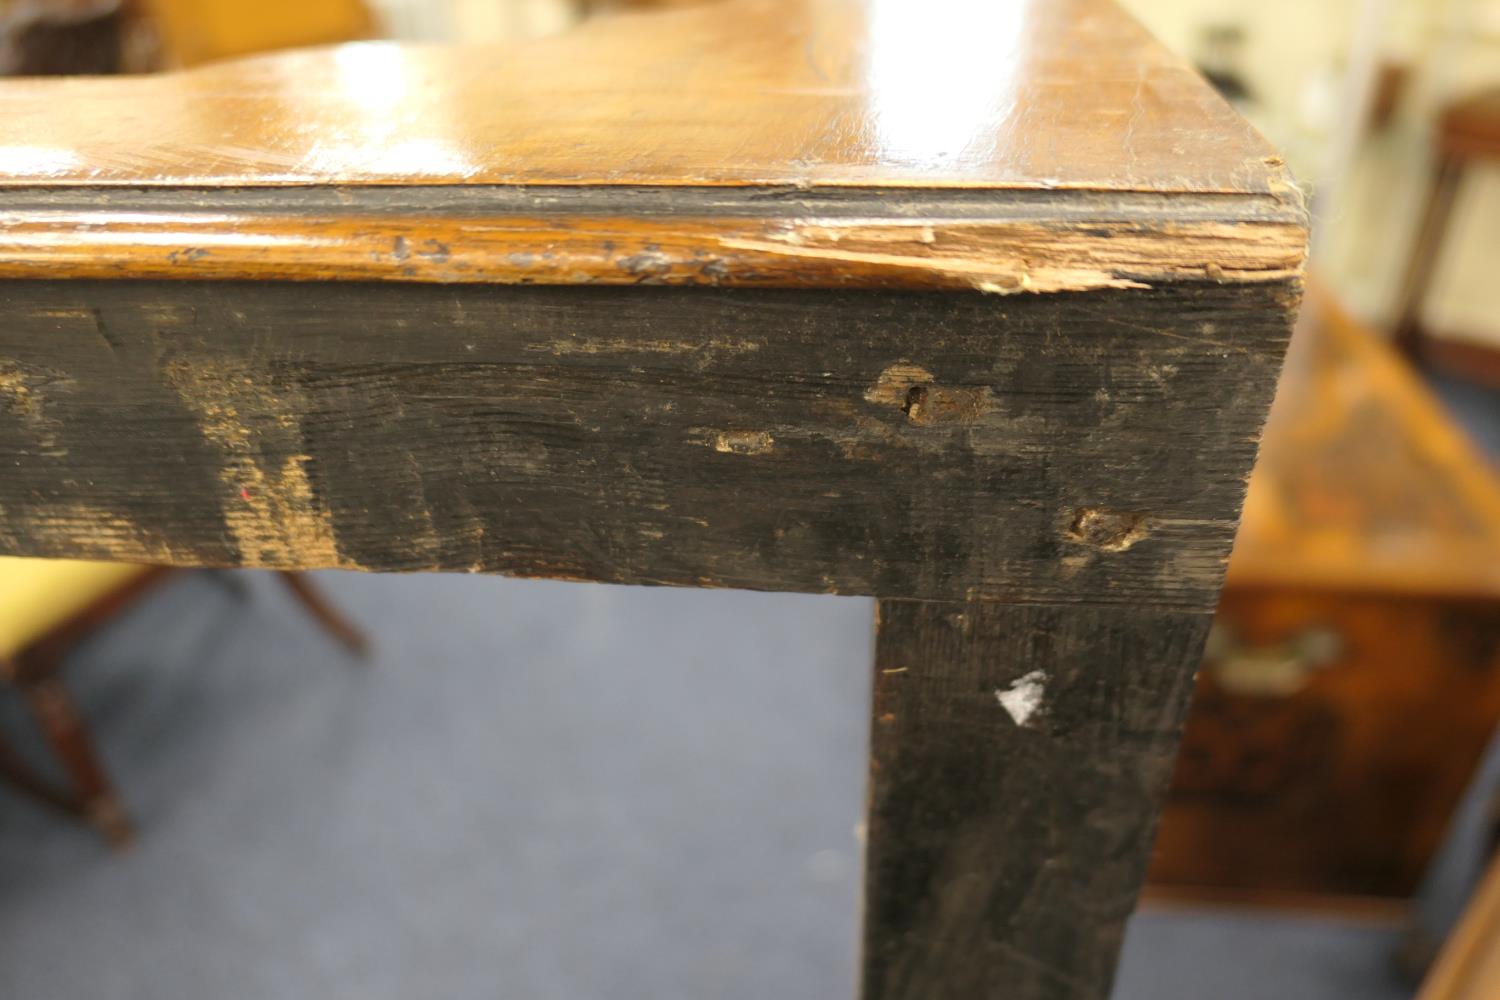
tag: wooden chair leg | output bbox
[0,724,87,820]
[276,571,369,657]
[1393,155,1463,359]
[17,673,134,848]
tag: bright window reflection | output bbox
[866,0,1028,165]
[332,43,410,110]
[0,146,83,177]
[299,139,478,178]
[285,43,477,178]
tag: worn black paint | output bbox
[0,279,1292,612]
[866,599,1209,999]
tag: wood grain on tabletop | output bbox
[0,0,1306,289]
[1228,286,1500,598]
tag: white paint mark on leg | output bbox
[995,670,1047,726]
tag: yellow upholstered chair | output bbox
[138,0,375,68]
[0,558,365,846]
[0,559,153,659]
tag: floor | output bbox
[0,570,1414,999]
[1430,365,1500,459]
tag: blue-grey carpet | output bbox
[0,571,1411,999]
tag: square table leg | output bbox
[860,599,1210,999]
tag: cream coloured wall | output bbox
[1125,0,1500,341]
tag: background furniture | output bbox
[1394,86,1500,383]
[0,0,128,74]
[138,0,373,67]
[0,0,373,75]
[0,560,366,846]
[1150,286,1500,904]
[0,0,1305,994]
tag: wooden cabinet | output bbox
[1150,291,1500,903]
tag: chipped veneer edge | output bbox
[0,206,1308,293]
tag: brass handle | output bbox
[1203,623,1342,696]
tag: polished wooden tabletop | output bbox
[0,0,1287,193]
[0,0,1306,290]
